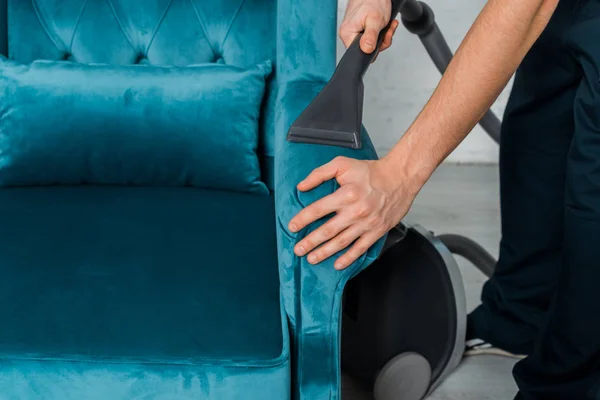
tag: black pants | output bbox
[467,1,600,398]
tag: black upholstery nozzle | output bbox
[287,0,405,149]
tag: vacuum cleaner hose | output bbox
[400,1,501,144]
[435,234,496,277]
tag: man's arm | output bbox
[289,0,559,270]
[381,0,559,189]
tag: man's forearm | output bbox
[382,0,559,189]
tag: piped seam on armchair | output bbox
[290,237,372,400]
[0,353,290,368]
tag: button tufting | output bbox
[62,53,73,61]
[134,53,148,64]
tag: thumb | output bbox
[297,157,346,192]
[339,17,363,49]
[360,15,386,54]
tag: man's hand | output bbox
[340,0,400,54]
[288,156,420,270]
[287,0,559,271]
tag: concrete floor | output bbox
[342,164,520,400]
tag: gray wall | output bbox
[337,0,513,163]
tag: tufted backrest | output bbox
[7,1,275,67]
[5,0,278,182]
[1,0,339,188]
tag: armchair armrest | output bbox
[275,80,386,269]
[274,80,387,399]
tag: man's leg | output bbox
[513,4,600,398]
[467,1,581,356]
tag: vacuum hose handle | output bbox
[338,0,406,80]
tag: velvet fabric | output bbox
[274,81,387,399]
[0,360,290,400]
[0,186,289,399]
[0,58,270,194]
[275,1,338,83]
[0,0,5,56]
[1,0,387,398]
[274,1,387,398]
[7,0,278,166]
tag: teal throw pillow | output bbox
[0,58,271,195]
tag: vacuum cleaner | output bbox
[288,1,501,399]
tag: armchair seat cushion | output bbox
[0,186,289,399]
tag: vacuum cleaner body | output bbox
[342,223,467,400]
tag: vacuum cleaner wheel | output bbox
[373,352,432,400]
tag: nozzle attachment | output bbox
[287,0,405,149]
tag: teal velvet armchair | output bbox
[0,1,386,399]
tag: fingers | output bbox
[297,157,345,192]
[371,19,399,63]
[339,12,364,49]
[339,27,361,50]
[360,14,386,54]
[294,213,355,259]
[304,222,366,265]
[380,19,399,52]
[334,229,386,270]
[288,185,352,233]
[340,4,393,53]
